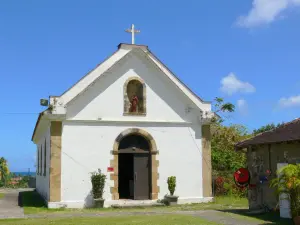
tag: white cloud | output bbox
[220,73,256,95]
[279,95,300,107]
[237,0,300,28]
[237,99,249,115]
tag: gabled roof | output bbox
[59,43,211,111]
[236,118,300,150]
[32,43,213,142]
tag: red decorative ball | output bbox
[234,168,250,187]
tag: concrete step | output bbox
[111,200,165,208]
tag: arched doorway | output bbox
[110,128,159,201]
[118,134,151,200]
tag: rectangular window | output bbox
[37,146,40,175]
[40,144,43,176]
[44,139,47,176]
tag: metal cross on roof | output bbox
[125,24,140,44]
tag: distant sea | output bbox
[11,172,36,177]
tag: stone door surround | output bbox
[110,128,159,200]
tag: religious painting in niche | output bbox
[125,79,145,114]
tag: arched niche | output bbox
[123,77,146,116]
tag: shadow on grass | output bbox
[217,209,294,225]
[18,190,46,208]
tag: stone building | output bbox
[31,43,214,208]
[235,118,300,210]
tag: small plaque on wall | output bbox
[107,167,114,172]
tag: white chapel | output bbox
[32,26,214,208]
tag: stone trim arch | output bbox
[123,77,146,116]
[110,128,159,200]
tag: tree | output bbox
[253,122,283,135]
[211,97,235,123]
[213,97,235,113]
[211,123,250,172]
[210,97,251,172]
[0,157,10,186]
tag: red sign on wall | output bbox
[107,167,114,172]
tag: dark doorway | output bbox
[118,154,134,199]
[118,134,151,200]
[118,134,150,150]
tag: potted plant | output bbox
[91,169,106,208]
[271,164,300,224]
[164,176,179,205]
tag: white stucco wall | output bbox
[39,45,213,208]
[66,51,200,123]
[60,122,204,208]
[36,127,50,200]
[47,48,212,208]
[55,45,211,115]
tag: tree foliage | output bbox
[253,122,283,135]
[211,97,235,123]
[211,123,250,172]
[0,157,9,186]
[210,97,250,172]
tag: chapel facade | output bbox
[32,43,214,208]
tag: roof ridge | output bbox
[253,118,299,136]
[236,117,300,149]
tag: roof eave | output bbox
[31,110,66,142]
[31,110,48,142]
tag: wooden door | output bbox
[133,154,150,200]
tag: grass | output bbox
[0,193,4,199]
[20,191,248,215]
[11,191,294,224]
[0,215,220,225]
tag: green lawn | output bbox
[20,191,248,215]
[0,215,220,225]
[8,191,294,225]
[0,193,4,199]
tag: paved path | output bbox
[0,190,25,219]
[181,210,262,225]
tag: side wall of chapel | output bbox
[36,126,51,201]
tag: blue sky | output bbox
[0,1,299,171]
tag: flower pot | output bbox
[94,198,105,208]
[294,216,300,225]
[164,195,179,206]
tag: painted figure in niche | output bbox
[129,95,139,112]
[126,79,144,113]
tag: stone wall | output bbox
[246,142,300,210]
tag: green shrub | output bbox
[223,182,232,196]
[167,176,176,196]
[271,164,300,218]
[213,172,247,198]
[91,169,106,199]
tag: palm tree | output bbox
[0,157,9,185]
